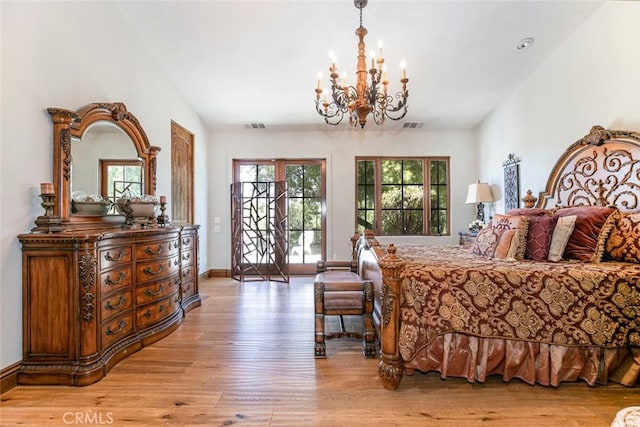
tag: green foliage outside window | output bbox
[357,157,449,236]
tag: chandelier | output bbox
[315,0,409,129]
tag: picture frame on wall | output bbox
[503,153,520,212]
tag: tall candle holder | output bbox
[32,192,63,233]
[157,198,170,227]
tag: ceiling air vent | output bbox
[244,123,266,129]
[402,122,424,129]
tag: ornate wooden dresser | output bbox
[18,225,200,386]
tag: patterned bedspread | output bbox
[395,245,640,362]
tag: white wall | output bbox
[0,2,210,369]
[209,127,477,268]
[476,1,640,211]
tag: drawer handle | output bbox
[173,259,179,266]
[159,304,165,313]
[173,242,179,249]
[182,238,191,246]
[105,272,126,286]
[183,268,190,276]
[105,319,127,335]
[104,249,125,262]
[182,253,191,261]
[143,309,152,319]
[144,245,163,255]
[143,265,164,276]
[105,296,126,310]
[144,285,164,297]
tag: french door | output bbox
[233,159,326,275]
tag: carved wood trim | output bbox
[79,253,96,322]
[377,243,406,390]
[535,126,640,209]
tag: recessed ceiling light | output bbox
[515,37,534,51]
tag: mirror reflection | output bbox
[71,121,143,210]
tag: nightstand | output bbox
[458,231,477,247]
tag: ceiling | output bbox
[114,0,603,131]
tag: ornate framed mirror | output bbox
[47,102,160,225]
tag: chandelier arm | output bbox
[380,90,409,120]
[315,100,346,126]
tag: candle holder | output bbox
[32,193,63,233]
[157,200,170,227]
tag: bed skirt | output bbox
[403,333,640,387]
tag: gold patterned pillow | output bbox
[605,212,640,263]
[471,227,519,260]
[490,214,528,260]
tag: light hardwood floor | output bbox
[1,277,638,426]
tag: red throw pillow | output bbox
[554,206,618,262]
[525,215,558,261]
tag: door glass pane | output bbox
[287,164,322,265]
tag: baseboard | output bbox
[203,269,230,279]
[1,361,20,394]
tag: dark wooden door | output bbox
[171,121,194,224]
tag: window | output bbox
[100,159,143,201]
[356,157,449,236]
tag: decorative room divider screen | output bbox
[230,181,289,282]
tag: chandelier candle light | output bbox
[315,0,409,128]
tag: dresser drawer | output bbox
[181,264,196,283]
[181,234,195,251]
[99,246,133,270]
[136,294,180,329]
[101,313,133,349]
[135,239,179,261]
[99,267,133,294]
[136,254,180,283]
[181,280,196,300]
[136,274,180,305]
[181,249,194,268]
[101,290,133,320]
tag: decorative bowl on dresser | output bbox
[17,102,201,386]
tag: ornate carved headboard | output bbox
[535,125,640,210]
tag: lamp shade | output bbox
[465,181,494,204]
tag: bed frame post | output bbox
[377,244,406,390]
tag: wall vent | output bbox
[244,123,266,129]
[402,122,424,129]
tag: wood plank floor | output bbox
[1,277,638,426]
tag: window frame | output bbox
[355,156,450,236]
[99,159,144,201]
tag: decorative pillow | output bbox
[490,214,528,260]
[525,215,558,261]
[554,206,618,262]
[605,212,640,263]
[548,215,577,262]
[471,227,519,260]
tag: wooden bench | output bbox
[314,233,376,359]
